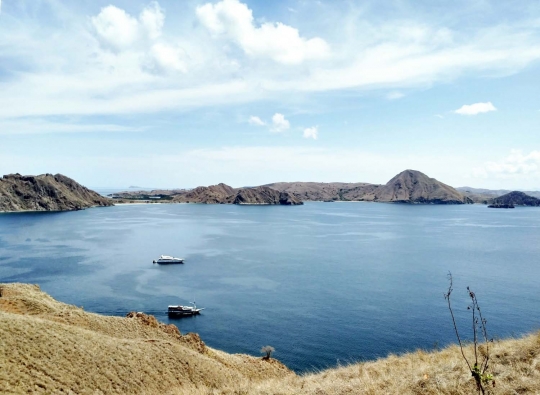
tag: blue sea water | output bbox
[1,202,539,372]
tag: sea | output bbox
[1,201,539,373]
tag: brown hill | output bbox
[0,173,113,212]
[173,183,235,204]
[263,182,370,201]
[228,186,303,205]
[267,171,471,204]
[2,283,540,394]
[172,184,302,205]
[355,170,472,204]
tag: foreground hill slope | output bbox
[0,283,290,394]
[0,173,113,212]
[1,283,540,394]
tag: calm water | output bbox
[1,202,539,372]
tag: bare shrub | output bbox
[261,345,275,360]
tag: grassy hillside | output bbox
[1,283,539,394]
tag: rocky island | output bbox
[0,173,113,212]
[488,191,540,208]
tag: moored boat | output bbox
[153,255,184,264]
[167,302,204,317]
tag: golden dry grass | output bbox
[1,283,539,394]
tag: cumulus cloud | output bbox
[454,102,497,115]
[248,116,265,126]
[140,1,165,40]
[303,126,318,139]
[148,43,187,73]
[92,6,141,50]
[91,3,187,74]
[196,0,330,64]
[271,113,290,132]
[474,150,540,178]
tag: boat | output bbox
[153,255,184,264]
[167,302,204,317]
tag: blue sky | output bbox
[0,0,539,189]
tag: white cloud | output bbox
[271,113,290,133]
[387,91,405,100]
[140,1,165,40]
[148,43,187,73]
[2,2,540,121]
[454,102,497,115]
[248,116,265,126]
[303,126,318,139]
[91,6,140,50]
[196,0,330,65]
[474,150,540,179]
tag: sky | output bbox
[0,0,539,189]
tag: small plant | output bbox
[444,272,495,394]
[260,345,275,360]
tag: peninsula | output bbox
[0,173,113,212]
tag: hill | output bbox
[227,186,303,205]
[457,187,540,203]
[354,169,472,204]
[268,170,471,204]
[263,182,370,201]
[170,184,303,205]
[172,183,235,204]
[1,283,540,394]
[0,173,113,212]
[490,191,540,206]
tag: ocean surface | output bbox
[1,202,539,372]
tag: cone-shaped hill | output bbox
[357,169,472,204]
[0,173,113,212]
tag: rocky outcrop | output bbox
[0,173,113,212]
[490,191,540,207]
[228,186,303,205]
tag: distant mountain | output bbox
[268,170,471,204]
[490,191,540,207]
[171,184,302,205]
[356,170,472,204]
[0,173,113,212]
[263,182,370,202]
[457,187,540,203]
[173,183,236,204]
[227,186,303,205]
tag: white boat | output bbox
[153,255,184,264]
[168,302,204,317]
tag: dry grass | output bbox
[1,283,540,394]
